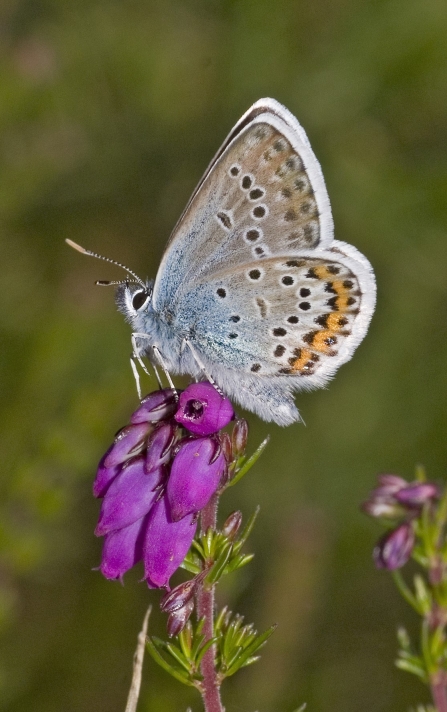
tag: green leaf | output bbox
[178,624,193,660]
[226,437,269,488]
[146,636,196,687]
[392,571,420,612]
[224,625,277,677]
[395,657,427,681]
[234,506,260,550]
[397,626,411,650]
[165,642,192,672]
[179,559,201,574]
[225,553,254,574]
[206,543,233,585]
[413,574,432,615]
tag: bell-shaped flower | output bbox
[130,389,178,424]
[174,382,234,436]
[395,482,439,507]
[373,522,415,570]
[146,422,177,473]
[95,456,162,536]
[167,438,226,521]
[93,447,122,498]
[100,516,146,581]
[143,494,196,589]
[104,422,151,468]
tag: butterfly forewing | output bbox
[153,104,333,311]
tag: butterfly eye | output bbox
[132,290,150,311]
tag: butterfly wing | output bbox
[173,244,375,380]
[149,98,376,424]
[152,98,334,310]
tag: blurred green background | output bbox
[1,0,447,710]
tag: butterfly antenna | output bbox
[66,239,146,288]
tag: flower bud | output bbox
[93,447,121,498]
[167,598,194,638]
[104,423,151,468]
[174,382,234,436]
[222,511,243,540]
[361,497,406,520]
[95,456,162,536]
[220,432,233,463]
[376,474,408,494]
[373,522,415,570]
[395,482,439,507]
[232,419,248,457]
[100,516,145,581]
[146,422,177,473]
[143,495,196,589]
[161,578,197,613]
[130,389,178,424]
[167,438,226,521]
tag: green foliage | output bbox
[146,619,212,689]
[214,607,276,679]
[181,508,259,579]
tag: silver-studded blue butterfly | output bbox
[69,98,376,425]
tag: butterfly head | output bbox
[115,280,154,327]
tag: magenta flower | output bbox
[167,438,226,521]
[175,382,234,436]
[130,389,178,424]
[373,522,415,570]
[94,384,232,588]
[143,494,196,588]
[95,456,161,536]
[362,473,439,521]
[395,482,439,507]
[100,516,146,581]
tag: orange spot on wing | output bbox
[290,348,314,372]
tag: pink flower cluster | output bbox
[93,382,234,587]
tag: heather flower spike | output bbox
[91,382,272,712]
[174,381,234,436]
[364,469,447,708]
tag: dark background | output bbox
[1,1,447,710]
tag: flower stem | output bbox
[196,493,224,712]
[431,675,447,712]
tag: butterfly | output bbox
[68,98,376,425]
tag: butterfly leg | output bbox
[130,332,168,394]
[130,355,143,400]
[182,338,225,397]
[151,345,178,394]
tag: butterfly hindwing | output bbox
[172,246,374,391]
